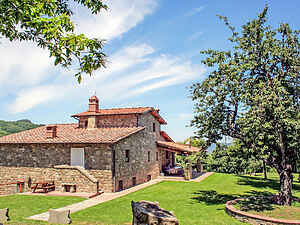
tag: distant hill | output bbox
[0,119,43,137]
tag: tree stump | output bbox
[131,200,179,225]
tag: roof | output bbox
[0,124,145,144]
[160,131,174,142]
[72,107,167,124]
[72,107,153,117]
[157,141,200,153]
[89,95,99,101]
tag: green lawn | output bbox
[0,195,84,224]
[235,197,300,220]
[70,173,300,225]
[1,173,300,225]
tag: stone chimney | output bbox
[88,95,99,112]
[46,125,57,138]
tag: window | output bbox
[148,151,151,162]
[156,152,159,161]
[147,175,152,182]
[125,150,130,162]
[118,180,123,191]
[166,151,169,159]
[85,120,88,128]
[153,123,156,132]
[132,177,136,186]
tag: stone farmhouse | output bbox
[0,96,200,195]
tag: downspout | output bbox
[112,145,116,192]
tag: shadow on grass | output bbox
[191,190,273,206]
[237,175,300,192]
[236,197,274,212]
[191,190,239,205]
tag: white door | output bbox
[71,148,85,168]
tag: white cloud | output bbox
[0,40,54,91]
[7,43,206,113]
[2,0,207,114]
[9,85,65,113]
[187,31,203,41]
[184,6,205,17]
[74,0,158,40]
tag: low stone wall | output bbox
[89,170,113,192]
[226,198,300,225]
[0,166,112,195]
[0,166,56,195]
[54,165,98,193]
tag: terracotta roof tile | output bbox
[72,107,167,125]
[157,141,200,153]
[0,124,144,144]
[72,107,153,117]
[160,131,174,142]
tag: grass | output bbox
[1,173,300,225]
[69,173,300,225]
[235,197,300,220]
[0,195,85,224]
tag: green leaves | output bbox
[191,6,300,204]
[0,0,108,82]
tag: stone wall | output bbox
[0,166,56,195]
[113,125,160,191]
[54,165,99,193]
[79,114,138,128]
[0,144,70,168]
[0,143,113,195]
[0,165,113,194]
[90,170,113,192]
[98,114,138,128]
[138,113,162,140]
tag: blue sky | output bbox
[0,0,299,141]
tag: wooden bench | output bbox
[42,185,55,192]
[31,181,55,193]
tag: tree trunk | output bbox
[263,160,267,180]
[277,168,293,206]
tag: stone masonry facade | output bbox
[0,112,163,195]
[113,128,160,191]
[0,96,182,195]
[0,143,113,195]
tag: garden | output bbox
[1,172,300,224]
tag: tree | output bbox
[0,0,108,83]
[205,140,264,175]
[190,6,300,205]
[183,137,207,150]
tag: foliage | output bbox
[183,137,207,150]
[191,6,300,205]
[176,153,199,169]
[205,141,264,175]
[0,0,108,83]
[0,119,42,137]
[176,137,207,170]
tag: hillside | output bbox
[0,119,42,137]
